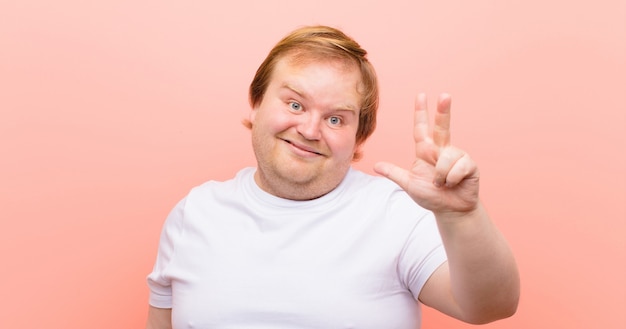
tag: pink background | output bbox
[1,0,625,328]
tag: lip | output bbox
[281,138,324,156]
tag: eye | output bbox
[327,116,342,126]
[289,101,302,111]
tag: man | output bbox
[146,25,519,328]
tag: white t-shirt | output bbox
[147,167,447,329]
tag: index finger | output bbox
[413,93,430,144]
[433,93,452,147]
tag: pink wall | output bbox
[1,0,624,328]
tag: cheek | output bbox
[326,131,358,156]
[249,108,258,124]
[254,108,294,134]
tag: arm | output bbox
[146,306,172,329]
[374,93,520,324]
[418,203,519,323]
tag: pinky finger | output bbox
[433,147,464,187]
[444,153,478,187]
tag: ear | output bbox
[352,145,363,162]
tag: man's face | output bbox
[249,57,363,200]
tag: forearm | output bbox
[434,202,520,323]
[146,306,172,329]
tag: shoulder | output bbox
[334,169,432,225]
[343,168,416,203]
[187,167,254,198]
[344,168,401,192]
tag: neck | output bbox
[253,169,342,201]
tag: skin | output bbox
[145,306,171,329]
[249,57,363,200]
[374,94,520,323]
[146,60,520,328]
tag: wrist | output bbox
[433,202,484,224]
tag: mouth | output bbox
[282,139,323,156]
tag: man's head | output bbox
[245,26,380,200]
[246,25,379,161]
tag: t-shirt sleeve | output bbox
[146,197,187,308]
[396,205,448,301]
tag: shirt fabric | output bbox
[147,167,447,329]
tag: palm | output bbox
[374,93,480,214]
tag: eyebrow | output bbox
[281,83,307,100]
[280,82,359,113]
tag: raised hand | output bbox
[373,93,480,215]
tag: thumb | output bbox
[374,161,410,190]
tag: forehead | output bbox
[270,54,364,93]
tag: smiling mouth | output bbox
[283,139,323,156]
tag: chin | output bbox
[276,164,320,184]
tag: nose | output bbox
[296,112,322,140]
